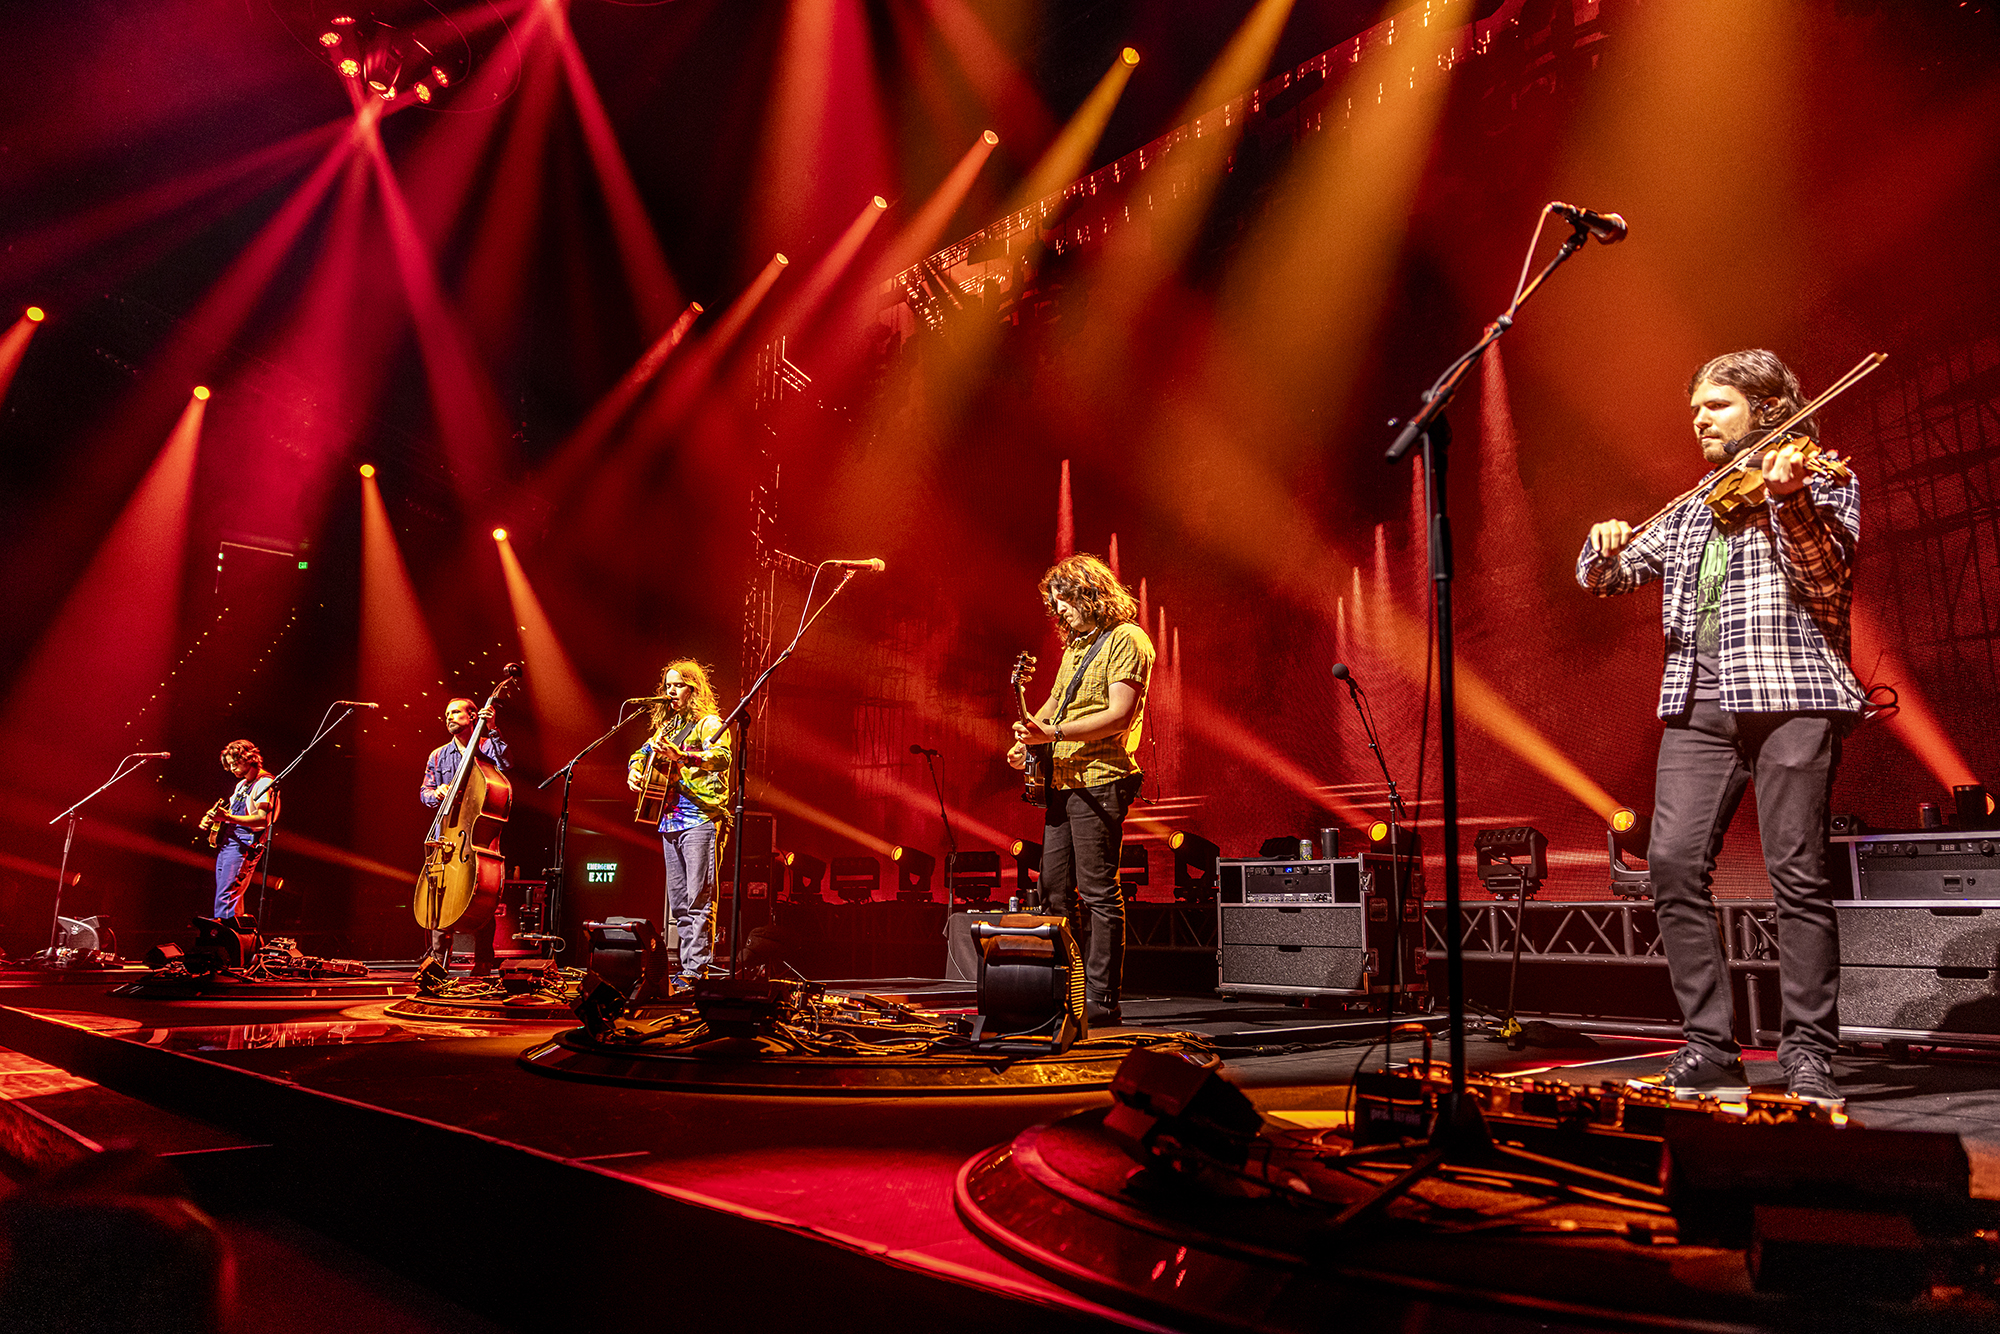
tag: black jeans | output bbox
[1650,700,1842,1068]
[1041,774,1143,1003]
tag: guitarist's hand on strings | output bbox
[1005,741,1028,771]
[1012,719,1055,746]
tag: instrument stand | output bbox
[917,749,959,911]
[41,753,162,962]
[537,705,654,961]
[254,703,363,928]
[1329,213,1599,1228]
[1336,674,1416,1031]
[1490,873,1543,1050]
[719,567,862,976]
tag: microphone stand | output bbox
[1336,672,1412,996]
[1325,213,1600,1229]
[916,750,958,910]
[537,703,655,961]
[42,753,161,961]
[718,568,862,977]
[254,703,362,928]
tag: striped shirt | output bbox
[1576,466,1864,717]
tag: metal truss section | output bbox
[1125,902,1216,953]
[1424,900,1779,969]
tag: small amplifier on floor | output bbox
[1232,859,1361,904]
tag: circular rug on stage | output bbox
[384,994,578,1025]
[517,990,1208,1095]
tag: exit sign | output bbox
[586,861,618,884]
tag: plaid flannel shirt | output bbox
[1576,466,1864,718]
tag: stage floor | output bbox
[0,974,1996,1331]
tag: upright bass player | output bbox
[420,695,508,974]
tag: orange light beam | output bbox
[748,777,897,857]
[916,0,1058,156]
[874,131,1001,281]
[359,472,445,710]
[362,114,512,477]
[533,300,704,503]
[494,534,603,755]
[0,390,209,763]
[0,308,46,410]
[774,196,890,340]
[616,256,789,456]
[1184,689,1375,827]
[1854,603,1978,789]
[550,2,682,334]
[1003,48,1139,215]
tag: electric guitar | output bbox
[1012,651,1050,805]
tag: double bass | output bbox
[413,665,520,935]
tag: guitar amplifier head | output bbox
[1220,858,1363,904]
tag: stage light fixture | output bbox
[891,845,936,900]
[192,386,211,401]
[309,10,467,105]
[872,195,888,210]
[1104,1048,1263,1172]
[584,917,668,1002]
[1611,807,1637,833]
[1009,839,1041,892]
[1475,826,1549,899]
[1118,843,1148,888]
[491,527,508,542]
[1169,831,1220,902]
[774,253,789,266]
[1368,821,1422,858]
[786,851,828,901]
[830,855,880,903]
[1122,46,1140,65]
[25,306,45,322]
[982,130,999,145]
[947,850,1002,906]
[1608,811,1652,900]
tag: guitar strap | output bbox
[1051,627,1117,726]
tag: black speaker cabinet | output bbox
[1837,902,2000,1038]
[1217,856,1425,998]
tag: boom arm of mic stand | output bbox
[536,705,657,962]
[719,569,862,975]
[1385,222,1590,464]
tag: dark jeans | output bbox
[427,916,496,975]
[1651,700,1842,1068]
[1041,774,1143,1004]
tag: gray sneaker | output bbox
[1784,1053,1844,1107]
[1629,1046,1750,1098]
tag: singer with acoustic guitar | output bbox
[199,740,278,920]
[627,660,733,987]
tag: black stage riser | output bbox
[0,1008,1124,1333]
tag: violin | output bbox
[1700,431,1852,526]
[1627,352,1886,540]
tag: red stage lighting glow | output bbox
[1122,47,1140,65]
[0,310,47,410]
[873,195,888,210]
[191,385,210,400]
[414,84,432,103]
[775,253,790,266]
[25,307,44,322]
[339,58,360,77]
[491,527,508,542]
[982,129,999,146]
[358,463,376,478]
[320,31,342,47]
[495,536,603,753]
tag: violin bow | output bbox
[1626,351,1888,539]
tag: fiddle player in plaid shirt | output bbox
[1578,349,1863,1108]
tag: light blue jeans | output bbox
[661,821,717,980]
[214,836,261,920]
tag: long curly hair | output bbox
[1688,349,1819,441]
[649,659,720,733]
[219,740,262,770]
[1039,554,1139,645]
